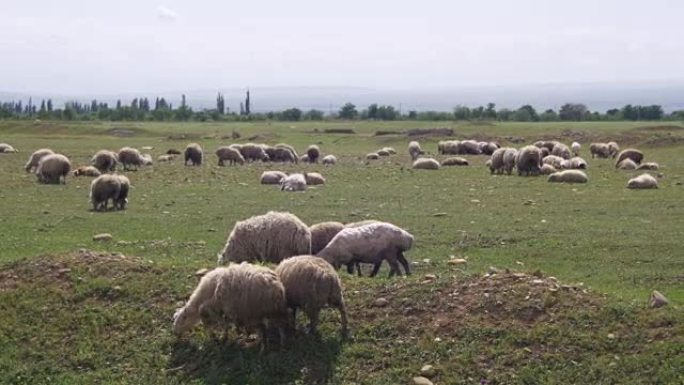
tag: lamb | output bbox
[184,143,203,166]
[240,143,269,162]
[322,154,337,165]
[309,221,345,254]
[516,145,543,176]
[547,170,588,184]
[275,255,348,336]
[73,166,101,177]
[36,154,71,184]
[408,141,423,160]
[117,147,144,171]
[626,173,658,189]
[412,158,440,170]
[260,171,287,185]
[0,143,17,153]
[172,263,288,351]
[551,142,572,159]
[441,157,469,166]
[589,143,611,159]
[280,173,307,192]
[540,164,557,175]
[488,148,506,174]
[91,150,118,172]
[304,172,325,185]
[216,146,245,166]
[607,141,620,158]
[24,148,54,172]
[365,153,379,160]
[317,222,413,278]
[637,162,659,171]
[157,154,176,162]
[617,158,637,170]
[502,148,519,175]
[615,149,644,167]
[217,211,312,265]
[306,145,321,163]
[141,154,153,166]
[571,142,581,156]
[90,174,121,211]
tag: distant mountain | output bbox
[1,82,683,113]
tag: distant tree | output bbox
[245,89,251,115]
[539,109,558,121]
[366,104,379,119]
[471,106,484,119]
[47,99,53,113]
[483,102,497,119]
[453,105,471,120]
[303,109,324,120]
[338,102,358,119]
[407,110,418,119]
[239,102,245,115]
[559,103,588,121]
[513,105,539,121]
[116,100,122,110]
[377,105,397,120]
[40,100,46,113]
[496,108,513,121]
[216,92,225,115]
[280,108,302,121]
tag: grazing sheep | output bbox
[438,140,460,155]
[24,148,54,173]
[540,147,550,158]
[275,255,348,336]
[260,171,287,185]
[615,149,644,167]
[89,174,121,211]
[458,140,482,155]
[408,141,423,160]
[479,142,499,155]
[502,148,519,175]
[322,154,337,165]
[637,162,659,171]
[281,173,307,192]
[540,164,557,175]
[141,153,153,166]
[617,158,638,170]
[228,143,243,151]
[534,140,558,151]
[275,143,299,159]
[589,143,611,159]
[306,145,321,163]
[216,146,245,166]
[157,154,176,162]
[627,173,658,189]
[91,150,118,172]
[381,147,396,154]
[299,154,310,163]
[318,222,413,278]
[551,142,572,159]
[441,157,469,166]
[547,170,588,184]
[217,211,312,264]
[412,158,440,170]
[571,142,581,156]
[270,147,297,163]
[114,175,130,210]
[365,153,379,160]
[240,143,269,162]
[304,172,325,185]
[73,166,101,177]
[376,149,390,157]
[118,147,144,171]
[166,149,182,155]
[36,154,71,184]
[516,145,543,176]
[184,143,203,166]
[0,143,17,153]
[569,156,588,169]
[607,141,620,158]
[310,222,345,254]
[488,148,506,174]
[172,263,288,351]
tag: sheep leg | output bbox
[397,251,411,275]
[387,259,401,278]
[369,261,383,277]
[336,299,349,339]
[346,263,355,275]
[306,307,320,336]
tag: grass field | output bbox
[0,120,682,384]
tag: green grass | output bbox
[0,120,682,384]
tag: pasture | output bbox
[0,120,682,384]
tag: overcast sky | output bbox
[2,0,683,94]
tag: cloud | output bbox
[157,6,178,22]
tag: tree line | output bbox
[1,91,682,122]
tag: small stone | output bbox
[424,274,437,281]
[413,376,434,385]
[448,258,467,266]
[532,270,544,278]
[607,333,615,339]
[57,268,71,274]
[488,266,500,274]
[650,290,669,308]
[531,279,544,285]
[422,259,431,264]
[195,268,209,277]
[470,199,480,203]
[523,347,532,353]
[433,337,442,342]
[420,365,436,377]
[432,212,447,217]
[373,298,389,307]
[93,233,112,242]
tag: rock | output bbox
[448,258,467,266]
[607,333,616,339]
[195,268,209,277]
[488,266,500,274]
[93,233,113,242]
[420,365,436,378]
[650,290,669,308]
[413,376,434,385]
[373,298,389,308]
[432,212,447,217]
[424,274,437,281]
[57,268,71,274]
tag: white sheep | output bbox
[381,147,397,154]
[322,154,337,165]
[551,143,572,159]
[117,147,144,171]
[407,141,423,160]
[304,172,325,186]
[488,148,506,174]
[275,255,348,336]
[516,145,542,176]
[615,149,644,167]
[239,143,269,162]
[571,142,581,156]
[216,146,245,166]
[543,155,565,169]
[91,150,118,172]
[589,143,611,159]
[365,152,379,160]
[73,166,102,177]
[412,158,440,170]
[90,174,121,211]
[617,158,637,170]
[280,173,307,191]
[607,141,620,158]
[260,171,287,185]
[306,145,321,163]
[157,154,176,162]
[540,164,557,175]
[24,148,54,173]
[547,170,588,184]
[502,148,519,175]
[441,157,469,166]
[217,211,312,265]
[637,162,659,171]
[0,143,18,153]
[627,173,658,189]
[36,154,71,184]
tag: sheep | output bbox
[184,143,203,166]
[228,143,243,151]
[280,173,307,192]
[0,143,17,153]
[516,145,542,176]
[551,142,572,159]
[306,145,321,163]
[615,149,644,167]
[607,141,620,158]
[438,140,460,155]
[304,172,325,186]
[114,175,130,210]
[172,263,288,351]
[637,162,659,171]
[412,158,440,170]
[627,173,658,189]
[240,143,269,162]
[408,141,423,160]
[91,150,118,172]
[275,143,299,159]
[217,211,312,265]
[90,174,121,211]
[269,147,297,163]
[299,154,310,163]
[322,155,337,165]
[540,147,550,158]
[565,156,588,170]
[24,148,54,173]
[216,146,245,166]
[457,140,482,155]
[141,153,153,166]
[441,157,469,166]
[310,221,345,254]
[73,166,101,177]
[275,256,348,336]
[36,154,71,184]
[589,143,611,159]
[166,149,182,155]
[317,222,413,278]
[502,148,519,175]
[488,148,506,174]
[547,170,588,184]
[571,142,581,156]
[365,152,379,160]
[157,154,176,162]
[117,147,144,171]
[376,149,391,157]
[534,140,558,151]
[381,147,397,155]
[617,158,638,170]
[480,142,499,156]
[540,164,557,175]
[260,171,287,185]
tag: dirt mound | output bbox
[635,125,684,132]
[405,128,454,137]
[105,128,137,137]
